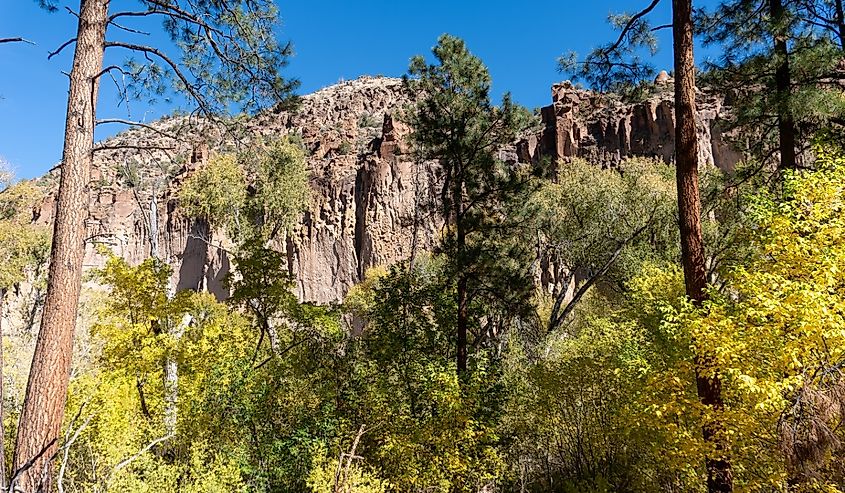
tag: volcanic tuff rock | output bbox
[23,75,742,312]
[520,81,742,172]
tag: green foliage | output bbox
[63,253,348,492]
[179,137,310,241]
[405,34,540,363]
[697,0,845,165]
[558,6,661,91]
[240,137,311,241]
[503,304,664,492]
[530,158,678,292]
[0,182,50,291]
[576,146,845,491]
[690,146,845,489]
[342,261,506,492]
[498,145,845,492]
[120,0,299,114]
[307,449,389,493]
[179,153,248,230]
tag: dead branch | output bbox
[93,144,176,153]
[7,438,58,493]
[96,119,179,141]
[47,38,77,60]
[111,434,174,475]
[0,38,34,45]
[57,415,93,493]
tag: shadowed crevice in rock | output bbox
[177,220,209,293]
[205,248,230,301]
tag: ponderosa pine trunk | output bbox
[672,0,733,491]
[455,175,468,375]
[835,0,845,49]
[12,1,107,491]
[770,0,797,171]
[0,289,6,491]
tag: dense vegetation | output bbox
[3,0,845,491]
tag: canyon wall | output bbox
[23,75,741,311]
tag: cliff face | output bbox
[26,75,741,309]
[521,80,742,172]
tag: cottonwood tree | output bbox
[16,1,297,491]
[560,0,733,490]
[530,159,678,333]
[404,34,536,375]
[178,138,311,366]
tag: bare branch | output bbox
[607,0,663,54]
[96,119,179,140]
[186,233,233,255]
[0,37,34,45]
[548,220,652,332]
[111,434,173,475]
[48,38,77,60]
[107,20,150,36]
[7,438,58,492]
[93,144,176,153]
[108,10,159,22]
[57,415,93,493]
[94,64,131,80]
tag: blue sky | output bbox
[0,0,716,179]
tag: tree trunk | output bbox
[770,0,797,171]
[455,179,468,375]
[12,1,107,491]
[672,0,733,491]
[0,289,7,491]
[457,275,468,374]
[146,192,187,436]
[835,0,845,51]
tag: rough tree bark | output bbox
[836,0,845,49]
[455,169,468,375]
[769,0,797,171]
[673,0,733,491]
[0,289,6,491]
[12,1,108,491]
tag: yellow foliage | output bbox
[307,449,388,493]
[632,148,845,491]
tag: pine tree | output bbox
[15,2,297,491]
[698,0,845,171]
[559,0,733,489]
[404,34,534,375]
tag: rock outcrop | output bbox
[520,81,741,172]
[23,75,742,312]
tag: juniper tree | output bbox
[404,34,535,375]
[16,1,297,491]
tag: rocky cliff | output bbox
[520,78,741,172]
[25,75,741,310]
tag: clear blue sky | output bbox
[0,0,717,179]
